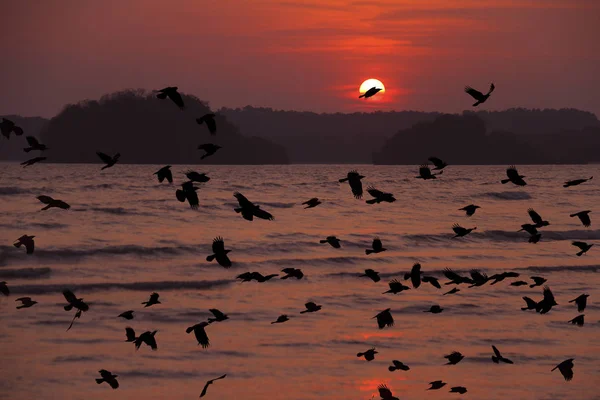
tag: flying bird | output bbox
[443,288,460,295]
[422,276,441,289]
[521,296,538,311]
[0,281,9,296]
[281,268,304,280]
[530,276,547,288]
[491,345,513,364]
[118,310,134,320]
[206,237,232,268]
[428,381,447,390]
[464,83,495,106]
[527,209,550,227]
[135,330,158,351]
[300,302,322,313]
[124,327,137,342]
[360,269,380,282]
[21,156,46,167]
[377,384,399,400]
[570,210,591,227]
[442,268,473,285]
[373,308,394,329]
[198,143,222,160]
[359,87,382,99]
[383,280,410,294]
[365,187,396,204]
[449,386,468,394]
[564,176,592,187]
[155,86,185,109]
[141,292,161,307]
[569,294,589,312]
[518,224,538,236]
[320,236,341,248]
[424,305,444,314]
[154,165,173,183]
[197,113,217,135]
[186,322,210,348]
[36,195,70,211]
[468,269,489,287]
[366,237,387,255]
[459,204,480,217]
[271,315,289,324]
[568,314,584,327]
[510,281,528,287]
[452,224,476,238]
[501,165,526,186]
[416,164,442,180]
[537,286,558,314]
[302,198,321,209]
[63,289,89,331]
[15,297,37,309]
[208,309,229,323]
[96,152,120,170]
[489,271,519,285]
[233,192,274,221]
[0,118,24,139]
[176,181,200,209]
[199,374,227,398]
[529,233,542,244]
[339,170,365,199]
[23,136,48,152]
[552,359,574,381]
[572,241,593,256]
[428,156,448,170]
[14,235,35,254]
[96,369,119,389]
[388,360,410,371]
[444,351,464,365]
[404,262,422,288]
[357,348,378,361]
[185,170,210,183]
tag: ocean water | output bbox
[0,163,598,400]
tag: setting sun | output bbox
[359,78,385,96]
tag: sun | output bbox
[359,78,385,96]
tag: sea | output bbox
[0,163,598,400]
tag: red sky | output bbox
[2,0,599,117]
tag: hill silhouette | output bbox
[0,115,49,160]
[38,90,288,164]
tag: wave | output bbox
[0,267,51,279]
[521,264,600,273]
[478,191,532,200]
[0,186,35,196]
[52,355,102,363]
[89,207,154,216]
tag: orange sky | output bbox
[1,0,599,117]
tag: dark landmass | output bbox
[220,107,600,164]
[0,115,49,160]
[373,114,600,165]
[36,90,289,165]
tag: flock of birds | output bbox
[0,83,597,399]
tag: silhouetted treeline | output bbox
[373,114,600,165]
[220,107,600,163]
[0,115,48,160]
[37,90,288,164]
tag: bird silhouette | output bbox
[570,210,591,227]
[536,286,558,314]
[118,310,134,320]
[359,87,382,99]
[271,315,289,324]
[360,269,380,282]
[468,269,489,287]
[452,224,476,238]
[416,164,442,180]
[521,296,538,311]
[154,165,173,183]
[491,345,513,364]
[176,181,200,209]
[388,360,410,371]
[186,321,210,348]
[442,268,473,285]
[383,279,410,294]
[501,165,526,186]
[155,86,185,109]
[519,223,538,236]
[489,271,519,285]
[444,351,464,365]
[185,170,210,183]
[357,348,378,361]
[141,292,161,307]
[96,369,119,389]
[281,268,304,280]
[233,192,274,221]
[569,294,589,312]
[510,281,528,287]
[444,288,460,295]
[424,305,443,314]
[428,157,448,170]
[564,176,592,187]
[15,297,37,309]
[96,152,120,170]
[23,136,48,152]
[404,263,422,288]
[135,330,158,351]
[527,209,550,227]
[124,327,137,342]
[21,156,46,167]
[0,281,9,296]
[207,309,228,323]
[320,236,341,248]
[302,198,322,209]
[63,289,89,331]
[0,118,24,139]
[36,195,70,210]
[206,237,232,268]
[373,308,394,329]
[464,83,495,106]
[552,359,574,381]
[377,384,399,400]
[14,235,35,254]
[197,113,217,135]
[528,233,542,243]
[366,186,396,204]
[422,276,441,289]
[339,170,365,199]
[198,143,222,160]
[572,241,593,256]
[530,276,547,288]
[449,386,468,394]
[366,237,386,255]
[459,204,480,217]
[199,374,227,397]
[254,272,279,283]
[427,381,447,390]
[568,314,584,326]
[300,302,322,313]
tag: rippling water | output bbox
[0,163,598,400]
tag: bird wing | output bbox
[558,363,573,381]
[419,165,431,177]
[579,213,591,226]
[443,268,462,281]
[528,209,543,224]
[209,308,226,319]
[487,82,495,95]
[200,381,211,397]
[25,136,40,147]
[452,225,464,234]
[195,327,210,348]
[422,276,441,288]
[212,237,225,253]
[492,345,502,358]
[378,385,393,399]
[349,179,363,199]
[428,157,443,168]
[305,302,316,309]
[367,187,384,198]
[373,238,382,251]
[62,289,77,304]
[96,152,113,164]
[125,327,136,341]
[506,166,519,180]
[187,190,200,209]
[542,286,555,303]
[253,207,274,221]
[37,195,54,204]
[150,292,159,302]
[234,192,253,208]
[571,241,587,249]
[206,118,217,134]
[168,90,185,109]
[465,86,485,101]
